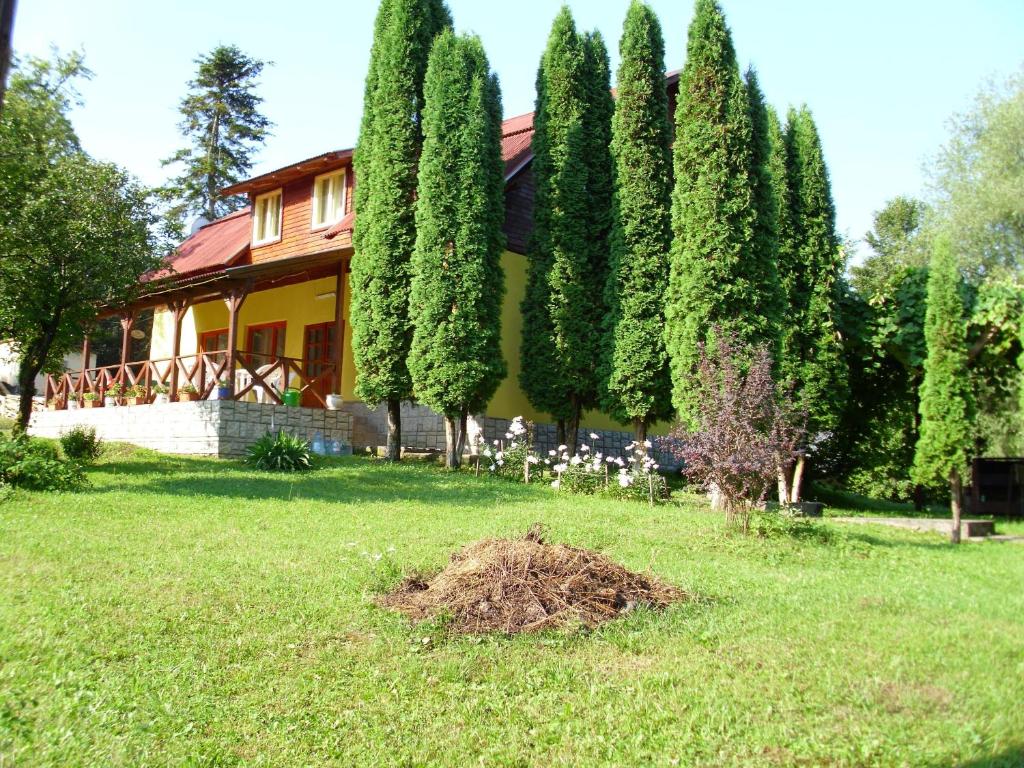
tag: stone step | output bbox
[961,519,995,538]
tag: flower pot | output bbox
[153,393,170,405]
[325,394,343,410]
[103,397,117,408]
[216,386,232,400]
[178,392,197,402]
[83,400,100,409]
[282,388,301,407]
[67,400,80,411]
[126,396,147,406]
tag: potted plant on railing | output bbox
[124,384,147,406]
[178,384,199,402]
[152,384,170,405]
[216,379,232,400]
[67,396,80,411]
[46,397,65,411]
[104,384,122,408]
[82,392,100,409]
[325,393,343,410]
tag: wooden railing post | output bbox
[79,335,90,396]
[167,298,190,400]
[118,311,135,385]
[223,282,251,398]
[334,260,346,397]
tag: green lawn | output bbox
[1,448,1022,767]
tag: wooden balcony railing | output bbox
[43,352,339,410]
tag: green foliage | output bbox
[351,0,452,410]
[665,0,764,425]
[0,432,86,491]
[408,31,506,422]
[0,52,160,428]
[600,0,674,433]
[159,45,272,226]
[912,235,974,490]
[244,431,313,473]
[520,7,613,434]
[59,426,103,464]
[778,107,848,434]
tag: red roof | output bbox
[145,208,251,283]
[501,111,535,179]
[323,209,356,241]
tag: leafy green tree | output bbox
[520,6,612,454]
[601,0,673,442]
[744,67,785,358]
[160,45,272,228]
[777,106,848,500]
[0,55,159,429]
[408,30,505,469]
[665,0,762,426]
[351,0,451,461]
[912,234,975,543]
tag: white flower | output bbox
[548,449,557,457]
[570,455,583,466]
[605,456,614,464]
[558,444,567,452]
[505,432,513,440]
[561,452,570,461]
[618,474,632,488]
[581,444,590,453]
[527,456,539,464]
[554,463,568,473]
[614,457,625,467]
[589,432,600,441]
[496,451,504,460]
[489,465,495,472]
[591,459,602,472]
[551,479,561,489]
[544,459,551,465]
[497,459,504,467]
[644,439,653,449]
[483,448,492,458]
[493,439,499,446]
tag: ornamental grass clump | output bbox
[245,431,313,472]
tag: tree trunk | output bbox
[15,357,36,432]
[776,459,791,506]
[633,417,647,450]
[443,414,461,470]
[0,0,16,116]
[385,398,402,462]
[789,454,806,504]
[564,397,581,457]
[455,408,468,460]
[949,468,963,544]
[556,418,566,450]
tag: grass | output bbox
[1,447,1022,767]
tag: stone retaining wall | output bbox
[29,401,353,458]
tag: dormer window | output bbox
[311,169,346,229]
[252,189,282,246]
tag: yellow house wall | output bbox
[150,254,666,435]
[151,274,357,400]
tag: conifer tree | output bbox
[912,234,974,543]
[408,30,506,469]
[768,106,797,321]
[777,106,848,500]
[664,0,760,426]
[160,45,272,227]
[520,7,612,454]
[744,67,785,354]
[351,0,451,461]
[601,0,673,443]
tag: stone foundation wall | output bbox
[28,401,352,458]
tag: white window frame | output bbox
[252,188,283,247]
[310,169,347,230]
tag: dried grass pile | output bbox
[380,525,688,634]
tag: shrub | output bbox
[245,431,313,472]
[60,425,103,463]
[0,432,87,491]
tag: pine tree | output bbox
[744,67,785,356]
[520,7,612,454]
[912,234,974,543]
[777,106,848,501]
[351,0,451,461]
[408,30,506,469]
[664,0,760,426]
[768,106,797,323]
[601,0,673,443]
[160,45,271,227]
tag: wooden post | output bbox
[333,260,346,395]
[79,335,90,396]
[168,298,190,399]
[118,312,135,384]
[223,283,250,398]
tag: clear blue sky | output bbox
[10,0,1024,260]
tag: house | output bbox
[31,75,682,458]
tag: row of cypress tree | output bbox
[351,0,846,470]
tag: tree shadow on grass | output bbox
[87,455,546,508]
[926,745,1024,768]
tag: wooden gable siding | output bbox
[250,164,353,263]
[503,164,534,256]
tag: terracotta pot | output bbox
[83,400,100,409]
[127,396,147,406]
[178,392,197,402]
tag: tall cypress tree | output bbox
[778,106,848,500]
[744,67,785,355]
[664,0,760,426]
[520,7,612,455]
[601,0,673,443]
[912,234,974,543]
[408,30,506,469]
[351,0,451,461]
[768,105,797,322]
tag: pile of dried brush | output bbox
[379,525,687,634]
